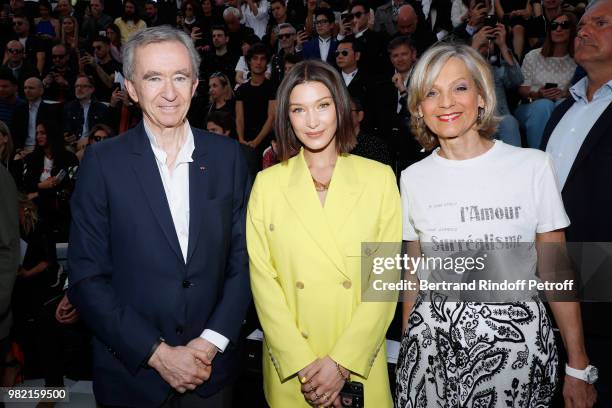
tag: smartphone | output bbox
[341,12,351,24]
[340,381,363,408]
[55,169,67,183]
[485,14,498,28]
[295,24,305,32]
[111,82,121,93]
[544,82,558,89]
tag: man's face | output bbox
[124,1,136,17]
[575,0,612,68]
[543,0,560,9]
[335,43,358,71]
[315,14,332,37]
[75,77,95,101]
[144,4,157,18]
[397,8,418,34]
[6,41,24,64]
[271,1,286,21]
[52,46,69,68]
[212,30,228,48]
[12,17,28,36]
[57,0,71,15]
[278,28,296,49]
[93,41,109,59]
[350,5,368,32]
[248,54,268,75]
[90,0,103,16]
[206,121,230,136]
[224,15,240,32]
[24,78,43,102]
[0,80,16,100]
[390,44,416,73]
[124,41,198,135]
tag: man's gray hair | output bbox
[122,26,201,81]
[277,23,296,34]
[223,6,241,19]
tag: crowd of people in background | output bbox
[0,0,610,403]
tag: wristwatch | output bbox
[565,364,599,384]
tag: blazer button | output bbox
[182,280,192,288]
[269,223,275,231]
[296,281,304,289]
[342,281,352,289]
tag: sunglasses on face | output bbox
[52,54,66,59]
[13,21,24,26]
[335,49,350,57]
[278,33,294,39]
[7,48,22,54]
[349,11,364,20]
[550,20,571,30]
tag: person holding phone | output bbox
[247,60,400,408]
[515,11,577,148]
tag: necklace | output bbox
[312,176,330,192]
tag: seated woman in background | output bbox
[0,121,24,189]
[395,42,595,408]
[23,122,79,243]
[207,72,236,117]
[494,0,531,58]
[248,60,401,407]
[35,0,60,41]
[514,11,577,148]
[75,124,114,162]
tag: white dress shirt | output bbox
[27,99,41,148]
[80,100,91,139]
[144,122,230,352]
[341,68,358,86]
[318,36,331,61]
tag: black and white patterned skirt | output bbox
[395,291,558,408]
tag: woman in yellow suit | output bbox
[247,59,402,408]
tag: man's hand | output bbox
[300,357,347,407]
[563,375,597,408]
[539,86,564,100]
[56,293,79,324]
[186,337,218,363]
[467,1,488,28]
[493,23,508,48]
[64,133,78,144]
[148,342,212,393]
[392,73,407,93]
[471,26,494,50]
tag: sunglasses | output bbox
[349,11,364,20]
[13,21,24,26]
[7,48,22,54]
[335,49,350,57]
[550,20,571,30]
[278,33,294,39]
[52,54,66,59]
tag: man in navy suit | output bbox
[68,26,251,407]
[301,8,338,66]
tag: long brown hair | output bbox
[274,60,356,161]
[541,12,577,58]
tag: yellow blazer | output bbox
[247,150,401,407]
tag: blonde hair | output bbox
[407,42,499,151]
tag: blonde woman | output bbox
[395,43,596,408]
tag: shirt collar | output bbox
[29,99,41,110]
[342,68,358,78]
[569,77,612,103]
[355,27,368,38]
[144,121,195,166]
[318,36,331,43]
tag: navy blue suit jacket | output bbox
[302,37,338,66]
[67,122,252,406]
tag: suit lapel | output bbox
[186,131,209,264]
[282,150,350,277]
[324,154,366,238]
[130,123,183,262]
[564,101,612,191]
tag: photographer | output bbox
[42,44,76,102]
[471,22,523,146]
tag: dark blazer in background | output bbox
[302,37,339,66]
[542,97,612,338]
[67,122,252,406]
[0,166,19,342]
[11,101,59,150]
[62,99,110,138]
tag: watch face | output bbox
[587,366,599,384]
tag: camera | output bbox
[484,14,498,28]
